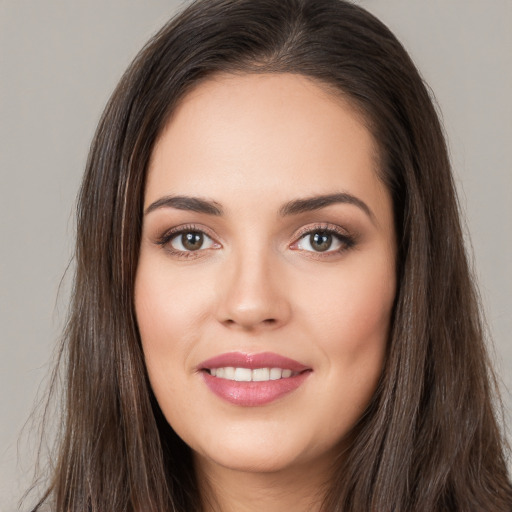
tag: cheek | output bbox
[296,255,395,412]
[135,259,211,349]
[134,263,207,427]
[134,261,199,391]
[299,252,395,349]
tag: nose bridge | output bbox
[216,240,290,330]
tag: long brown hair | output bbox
[30,0,512,510]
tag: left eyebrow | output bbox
[279,192,375,222]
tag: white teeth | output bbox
[234,367,252,381]
[224,367,236,379]
[208,367,296,381]
[270,368,282,380]
[252,368,270,381]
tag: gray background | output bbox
[1,1,510,510]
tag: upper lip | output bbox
[198,352,310,373]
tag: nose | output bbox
[215,248,291,331]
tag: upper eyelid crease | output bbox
[157,224,217,243]
[294,222,350,238]
[293,224,356,245]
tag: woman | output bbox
[30,0,512,510]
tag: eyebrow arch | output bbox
[144,192,374,221]
[279,193,375,221]
[144,195,223,216]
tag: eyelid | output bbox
[154,222,356,258]
[157,223,217,242]
[156,224,222,256]
[289,223,356,254]
[292,223,350,241]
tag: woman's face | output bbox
[135,73,396,477]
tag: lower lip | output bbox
[201,371,311,406]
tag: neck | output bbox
[195,455,333,512]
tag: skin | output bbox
[135,73,396,512]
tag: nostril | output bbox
[221,317,278,329]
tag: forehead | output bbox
[146,73,388,221]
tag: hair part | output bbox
[31,0,511,511]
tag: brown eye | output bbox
[295,229,349,254]
[309,232,332,252]
[170,231,213,252]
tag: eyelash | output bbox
[291,224,356,257]
[156,224,219,259]
[156,223,356,259]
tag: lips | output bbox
[198,352,312,406]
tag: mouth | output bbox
[207,367,299,381]
[198,352,312,406]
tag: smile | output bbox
[209,367,296,381]
[198,352,312,406]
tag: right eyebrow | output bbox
[144,195,223,216]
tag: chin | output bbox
[198,443,304,474]
[189,421,333,476]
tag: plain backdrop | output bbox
[1,1,511,510]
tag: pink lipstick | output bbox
[198,352,312,406]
